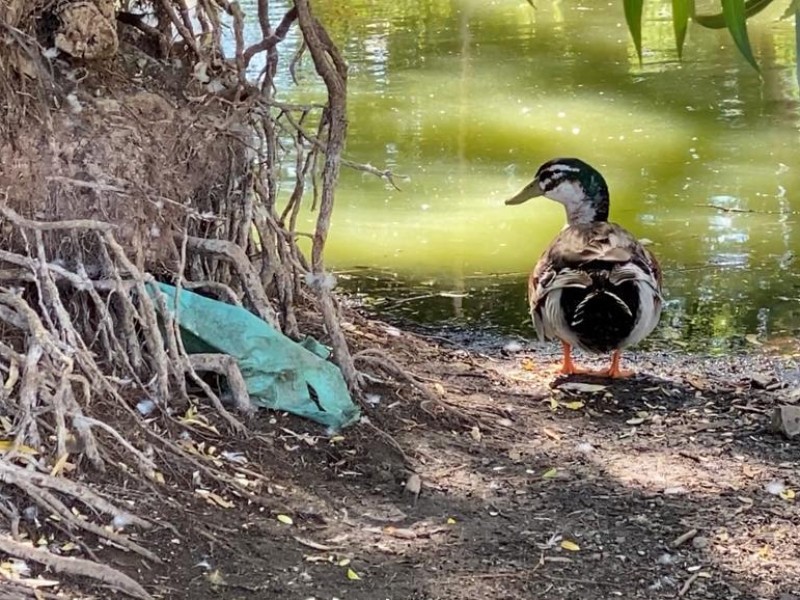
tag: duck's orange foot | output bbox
[559,346,635,379]
[558,341,598,376]
[597,350,635,378]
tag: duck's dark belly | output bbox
[559,281,640,353]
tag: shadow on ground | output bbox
[63,324,799,600]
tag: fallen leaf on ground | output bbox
[745,334,762,346]
[195,489,234,509]
[405,473,422,497]
[276,514,293,525]
[560,540,580,551]
[542,468,558,479]
[49,453,70,476]
[542,427,561,440]
[384,527,417,540]
[0,440,38,454]
[559,382,607,394]
[469,426,482,442]
[206,569,225,585]
[346,568,361,580]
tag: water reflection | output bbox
[238,0,799,352]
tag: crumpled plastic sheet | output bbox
[148,283,361,430]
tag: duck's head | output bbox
[505,158,610,225]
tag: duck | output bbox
[505,158,663,378]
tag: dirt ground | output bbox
[22,311,796,600]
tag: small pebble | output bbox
[136,398,157,416]
[657,552,674,565]
[692,536,709,549]
[765,480,786,495]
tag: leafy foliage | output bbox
[720,0,761,70]
[671,0,691,57]
[624,0,645,61]
[625,0,797,73]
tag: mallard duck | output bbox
[505,158,662,377]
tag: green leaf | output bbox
[671,0,691,58]
[721,0,760,71]
[693,0,775,29]
[623,0,645,64]
[780,0,798,19]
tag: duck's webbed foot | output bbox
[597,350,635,378]
[559,341,597,375]
[560,346,635,378]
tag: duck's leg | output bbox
[559,341,595,375]
[602,350,635,378]
[560,341,577,374]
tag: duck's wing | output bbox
[528,222,662,340]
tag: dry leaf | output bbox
[469,426,482,442]
[542,468,558,479]
[745,334,762,346]
[305,554,332,563]
[195,490,234,509]
[276,514,293,525]
[560,540,580,551]
[563,401,584,410]
[0,416,12,433]
[346,567,361,580]
[3,361,18,391]
[206,569,225,585]
[0,440,38,455]
[779,489,795,501]
[50,453,70,477]
[542,427,561,441]
[405,473,422,497]
[446,517,457,525]
[384,526,416,540]
[559,382,607,394]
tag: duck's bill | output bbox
[504,178,544,205]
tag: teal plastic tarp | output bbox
[148,283,360,430]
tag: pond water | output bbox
[242,0,800,354]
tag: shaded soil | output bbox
[25,317,800,600]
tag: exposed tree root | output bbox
[354,348,477,426]
[0,537,152,600]
[0,0,380,595]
